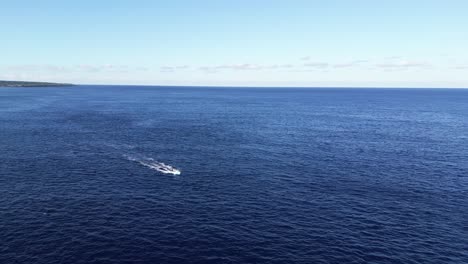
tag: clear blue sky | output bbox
[1,0,467,87]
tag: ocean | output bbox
[1,86,467,263]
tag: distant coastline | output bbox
[0,80,74,87]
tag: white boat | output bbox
[153,163,181,175]
[140,161,181,175]
[124,154,181,175]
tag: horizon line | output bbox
[73,84,468,89]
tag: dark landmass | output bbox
[0,80,74,87]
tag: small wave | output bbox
[124,154,181,175]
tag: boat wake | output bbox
[124,155,181,175]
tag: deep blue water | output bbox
[1,86,467,264]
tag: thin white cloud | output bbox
[136,66,149,71]
[198,63,294,72]
[5,65,69,72]
[160,65,190,72]
[303,62,329,69]
[198,64,260,72]
[453,65,468,70]
[75,64,131,73]
[2,64,147,74]
[198,60,369,72]
[375,60,431,70]
[160,66,175,72]
[333,60,368,68]
[384,56,403,60]
[333,63,354,68]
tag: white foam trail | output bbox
[124,154,181,175]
